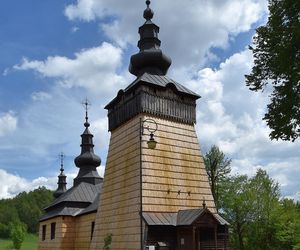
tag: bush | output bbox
[103,233,113,250]
[10,223,26,250]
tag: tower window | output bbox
[91,221,95,240]
[50,222,56,240]
[42,225,46,241]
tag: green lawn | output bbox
[0,234,38,250]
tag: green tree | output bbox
[246,169,280,250]
[204,145,231,210]
[10,222,26,250]
[219,169,281,250]
[219,175,251,250]
[272,199,300,249]
[245,0,300,141]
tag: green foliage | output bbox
[0,234,38,250]
[0,187,54,235]
[204,145,231,211]
[10,222,26,250]
[103,233,113,250]
[219,168,300,250]
[245,0,300,141]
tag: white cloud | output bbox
[13,42,127,95]
[188,49,300,200]
[64,0,268,67]
[0,166,105,199]
[0,169,56,199]
[31,91,52,101]
[0,112,17,136]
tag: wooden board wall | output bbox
[74,213,97,250]
[91,113,215,250]
[90,115,142,250]
[38,216,76,250]
[141,115,216,213]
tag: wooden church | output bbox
[38,1,230,249]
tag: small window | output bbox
[91,221,95,240]
[50,222,56,240]
[42,225,46,241]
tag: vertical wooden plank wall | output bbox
[38,217,76,250]
[74,213,96,250]
[90,115,142,250]
[142,115,216,213]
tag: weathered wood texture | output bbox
[141,115,216,213]
[38,217,76,250]
[74,213,96,250]
[38,213,97,250]
[91,114,215,250]
[90,116,142,250]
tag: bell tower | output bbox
[91,1,227,250]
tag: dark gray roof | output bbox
[41,182,102,221]
[143,212,177,226]
[143,209,229,226]
[125,72,200,98]
[47,182,102,209]
[78,193,101,216]
[40,207,84,221]
[177,208,205,225]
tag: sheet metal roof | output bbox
[143,209,229,227]
[125,72,200,98]
[143,212,177,226]
[46,182,102,209]
[41,182,102,221]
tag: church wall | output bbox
[74,212,97,250]
[38,216,75,250]
[90,115,142,250]
[141,115,216,213]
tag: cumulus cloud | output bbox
[0,169,56,198]
[0,166,105,199]
[64,0,268,67]
[13,42,127,95]
[0,112,17,136]
[188,49,300,199]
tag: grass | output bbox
[0,234,38,250]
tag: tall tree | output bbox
[245,0,300,141]
[204,145,231,210]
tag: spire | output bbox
[129,0,172,76]
[74,99,102,186]
[54,152,67,198]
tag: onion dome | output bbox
[73,101,102,186]
[129,0,172,76]
[54,153,67,198]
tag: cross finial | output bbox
[60,152,64,172]
[81,98,91,126]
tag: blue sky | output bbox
[0,0,299,200]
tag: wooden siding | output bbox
[38,217,76,250]
[90,116,142,250]
[38,213,97,250]
[74,213,97,250]
[141,115,216,214]
[91,113,215,250]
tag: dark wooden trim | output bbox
[107,88,197,131]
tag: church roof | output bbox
[40,104,103,221]
[40,182,102,221]
[125,72,200,98]
[142,209,229,226]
